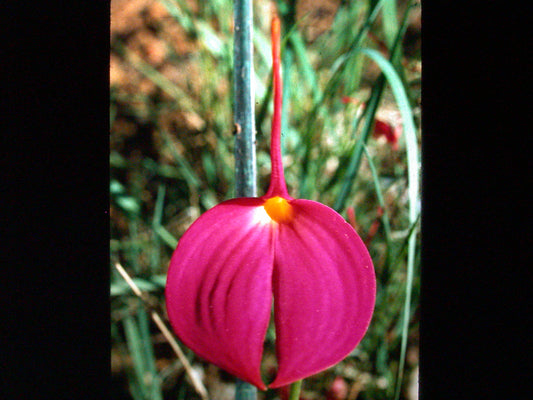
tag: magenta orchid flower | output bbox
[165,16,376,390]
[341,96,401,150]
[373,119,401,150]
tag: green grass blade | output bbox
[123,313,150,399]
[141,158,182,179]
[110,103,117,126]
[357,47,420,400]
[112,321,144,400]
[160,0,230,59]
[202,153,218,186]
[362,145,393,253]
[115,41,199,112]
[155,225,179,249]
[322,0,385,97]
[124,366,145,400]
[137,308,164,400]
[151,274,167,287]
[289,31,321,103]
[299,0,386,199]
[333,74,385,212]
[150,184,166,274]
[160,129,201,190]
[196,20,225,57]
[255,73,272,138]
[358,49,419,221]
[111,278,161,297]
[110,273,166,297]
[390,212,421,267]
[157,0,195,34]
[281,45,293,156]
[382,0,399,50]
[128,220,142,274]
[332,0,414,212]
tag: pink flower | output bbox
[326,376,349,400]
[365,206,384,246]
[341,96,362,105]
[373,119,401,150]
[346,206,359,231]
[165,16,376,390]
[341,96,401,150]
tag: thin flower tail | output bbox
[264,14,291,200]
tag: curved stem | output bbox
[288,380,302,400]
[265,14,290,199]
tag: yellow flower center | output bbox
[263,196,293,224]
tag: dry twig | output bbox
[115,262,209,400]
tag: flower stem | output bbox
[288,380,302,400]
[233,0,259,398]
[235,379,258,400]
[233,0,256,198]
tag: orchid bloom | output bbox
[373,119,401,150]
[165,16,376,390]
[341,96,401,150]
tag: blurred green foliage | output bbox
[110,0,421,399]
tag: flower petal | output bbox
[269,199,376,388]
[165,198,274,389]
